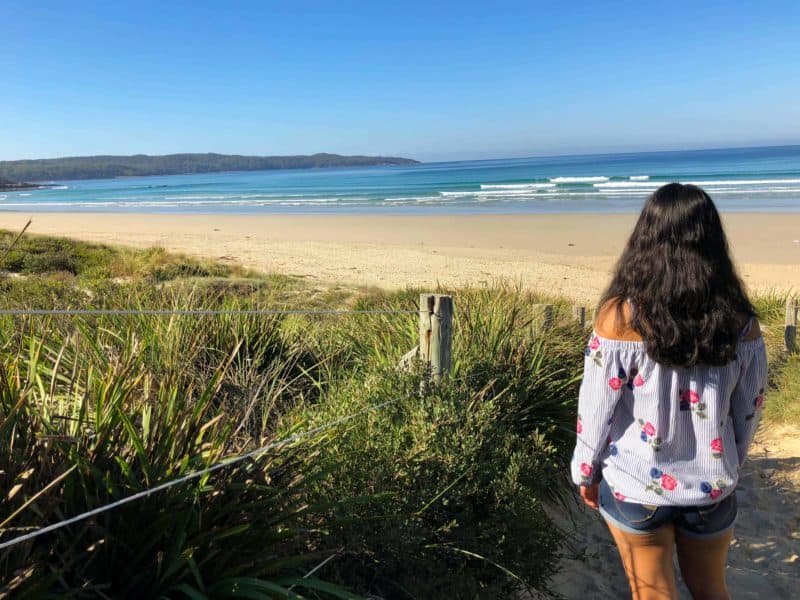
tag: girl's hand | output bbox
[579,484,599,510]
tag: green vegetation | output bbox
[766,355,800,425]
[0,231,794,598]
[0,176,39,192]
[0,153,420,182]
[747,291,800,426]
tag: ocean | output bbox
[2,145,800,215]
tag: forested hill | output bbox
[0,153,420,182]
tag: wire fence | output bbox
[0,396,405,551]
[0,301,432,553]
[0,308,419,316]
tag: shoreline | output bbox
[0,211,797,302]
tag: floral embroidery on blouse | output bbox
[679,388,708,419]
[585,336,603,367]
[700,479,728,500]
[610,366,644,391]
[745,388,765,421]
[637,419,663,451]
[570,329,766,504]
[710,437,723,459]
[646,468,677,495]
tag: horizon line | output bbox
[2,142,799,167]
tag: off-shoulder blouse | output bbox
[570,326,767,506]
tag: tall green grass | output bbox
[0,303,364,598]
[0,270,585,598]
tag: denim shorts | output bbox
[598,479,737,539]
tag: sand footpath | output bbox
[547,426,800,598]
[0,212,798,303]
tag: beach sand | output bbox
[0,212,798,302]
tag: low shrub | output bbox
[286,288,584,598]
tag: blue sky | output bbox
[2,1,800,161]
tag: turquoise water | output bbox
[2,145,800,214]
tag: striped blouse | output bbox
[570,327,767,506]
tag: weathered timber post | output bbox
[419,294,453,381]
[785,297,797,353]
[572,305,587,329]
[532,304,554,338]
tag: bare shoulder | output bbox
[594,298,643,341]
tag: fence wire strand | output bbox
[0,397,404,551]
[0,309,418,317]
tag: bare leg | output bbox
[675,528,733,600]
[606,521,679,600]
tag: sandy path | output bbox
[0,212,798,303]
[548,425,800,598]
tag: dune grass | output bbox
[0,233,589,598]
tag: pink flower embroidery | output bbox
[637,418,663,450]
[710,437,723,459]
[589,336,600,350]
[576,419,583,434]
[710,488,722,500]
[580,463,593,478]
[608,377,623,391]
[633,374,645,387]
[613,491,626,501]
[680,389,700,404]
[660,474,677,491]
[755,394,764,409]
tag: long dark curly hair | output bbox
[600,183,756,367]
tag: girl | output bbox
[571,183,767,599]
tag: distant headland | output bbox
[0,153,420,182]
[0,176,42,192]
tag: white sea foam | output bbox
[629,175,650,181]
[475,190,547,196]
[596,178,800,189]
[593,182,665,188]
[163,195,229,200]
[443,189,553,197]
[549,176,609,183]
[51,185,69,190]
[480,183,557,189]
[688,179,800,186]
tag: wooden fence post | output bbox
[419,294,453,381]
[785,297,797,354]
[572,305,586,329]
[532,304,554,337]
